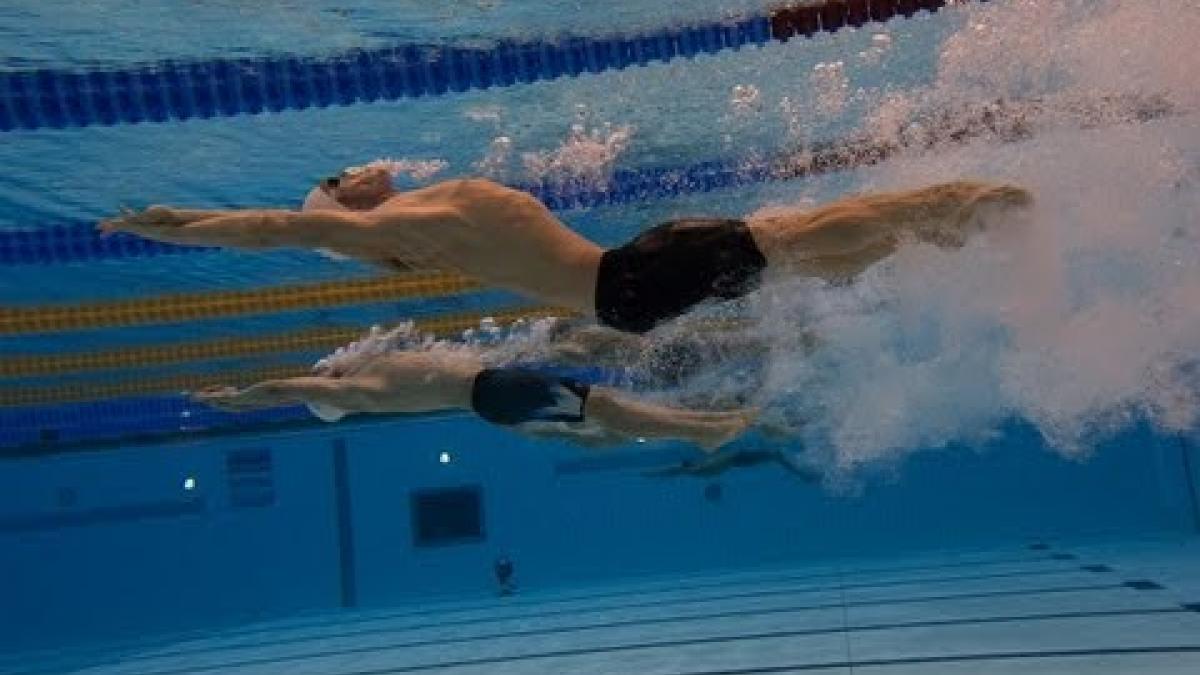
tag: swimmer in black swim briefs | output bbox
[194,349,753,452]
[103,174,1032,333]
[594,218,767,333]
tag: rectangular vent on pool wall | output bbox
[226,448,275,509]
[411,485,484,548]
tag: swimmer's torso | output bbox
[344,350,482,412]
[356,179,604,312]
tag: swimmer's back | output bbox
[373,178,603,310]
[374,178,528,214]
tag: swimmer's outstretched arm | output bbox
[100,206,370,249]
[99,205,456,252]
[195,376,395,414]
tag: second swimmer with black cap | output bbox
[102,164,1032,334]
[194,348,753,452]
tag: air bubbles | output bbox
[476,135,514,178]
[478,317,503,340]
[463,105,504,123]
[859,32,894,65]
[730,84,761,114]
[757,0,1200,475]
[810,61,849,117]
[521,121,633,188]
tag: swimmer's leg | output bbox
[471,369,752,451]
[584,387,754,452]
[747,180,1032,281]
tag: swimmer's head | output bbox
[300,185,353,261]
[302,184,348,212]
[305,163,396,212]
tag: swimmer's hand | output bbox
[192,384,275,412]
[98,205,185,237]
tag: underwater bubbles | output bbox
[520,120,634,188]
[809,61,849,118]
[752,0,1200,475]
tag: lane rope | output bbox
[0,305,570,376]
[0,1,977,133]
[0,272,484,334]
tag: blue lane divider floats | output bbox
[0,1,983,133]
[0,227,214,265]
[0,17,771,132]
[0,394,311,453]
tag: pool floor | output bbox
[18,536,1200,675]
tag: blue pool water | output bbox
[2,0,1199,672]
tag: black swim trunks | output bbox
[595,218,768,333]
[471,368,591,427]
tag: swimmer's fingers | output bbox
[976,184,1034,209]
[98,205,181,236]
[998,185,1034,207]
[192,385,250,411]
[97,206,137,235]
[121,205,184,229]
[137,205,185,225]
[191,385,234,403]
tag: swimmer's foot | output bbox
[694,409,757,452]
[915,183,1034,249]
[976,183,1034,209]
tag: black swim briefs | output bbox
[471,368,591,427]
[595,218,768,333]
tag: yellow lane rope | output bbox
[0,307,576,406]
[0,272,482,335]
[1,306,570,378]
[0,365,311,407]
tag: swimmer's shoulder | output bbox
[375,178,510,207]
[432,177,533,202]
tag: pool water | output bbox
[2,0,1199,672]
